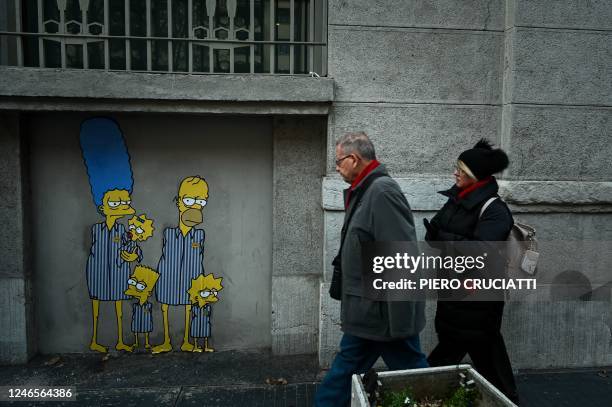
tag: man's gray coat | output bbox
[340,164,426,341]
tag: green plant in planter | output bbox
[442,386,479,407]
[380,386,415,407]
[380,385,480,407]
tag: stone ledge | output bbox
[0,67,334,103]
[322,177,612,211]
[0,97,331,115]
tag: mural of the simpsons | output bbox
[80,117,140,353]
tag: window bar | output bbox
[308,0,313,73]
[125,0,131,70]
[81,0,89,69]
[228,0,235,73]
[14,0,23,66]
[207,0,214,73]
[289,0,294,74]
[168,0,173,72]
[58,0,66,68]
[249,0,254,73]
[37,0,44,67]
[187,0,192,73]
[269,0,274,73]
[103,0,109,70]
[321,0,327,76]
[146,0,151,71]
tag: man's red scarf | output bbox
[457,176,492,200]
[345,160,380,209]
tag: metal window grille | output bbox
[0,0,327,75]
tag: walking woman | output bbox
[423,139,519,404]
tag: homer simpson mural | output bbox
[153,176,209,353]
[80,117,140,353]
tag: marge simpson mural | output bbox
[153,176,209,353]
[80,118,139,353]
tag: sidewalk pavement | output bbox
[0,350,610,406]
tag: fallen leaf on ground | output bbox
[44,356,61,366]
[265,377,288,385]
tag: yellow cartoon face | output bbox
[188,274,223,308]
[100,189,135,218]
[128,214,154,242]
[125,265,159,305]
[177,176,209,227]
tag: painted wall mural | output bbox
[153,176,210,354]
[79,117,218,355]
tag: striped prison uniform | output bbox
[122,238,143,263]
[155,227,205,305]
[131,301,153,333]
[190,304,212,338]
[85,222,131,301]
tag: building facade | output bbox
[1,0,611,369]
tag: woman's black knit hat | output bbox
[458,139,509,180]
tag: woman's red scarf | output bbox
[457,176,492,200]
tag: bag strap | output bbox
[479,197,498,219]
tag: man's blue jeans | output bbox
[314,333,428,407]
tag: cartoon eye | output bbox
[211,289,218,296]
[126,200,131,205]
[195,199,207,206]
[128,225,136,230]
[136,227,144,234]
[127,278,137,286]
[108,201,120,208]
[136,282,146,291]
[200,290,211,298]
[182,197,195,206]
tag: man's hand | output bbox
[121,249,139,262]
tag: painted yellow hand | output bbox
[121,249,138,262]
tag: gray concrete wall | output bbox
[272,117,326,355]
[27,113,274,353]
[322,0,507,366]
[0,113,36,364]
[320,0,612,369]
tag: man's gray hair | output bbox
[336,132,377,161]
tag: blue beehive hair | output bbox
[79,117,133,207]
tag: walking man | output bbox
[315,132,428,406]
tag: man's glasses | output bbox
[335,155,353,166]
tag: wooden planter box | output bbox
[351,364,517,407]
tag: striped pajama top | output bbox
[85,222,131,301]
[131,301,153,333]
[155,227,205,305]
[122,238,143,264]
[190,304,212,338]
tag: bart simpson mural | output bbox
[153,176,209,353]
[80,117,139,353]
[188,274,223,352]
[125,265,159,350]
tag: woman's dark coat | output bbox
[426,177,513,339]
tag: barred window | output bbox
[1,0,327,75]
